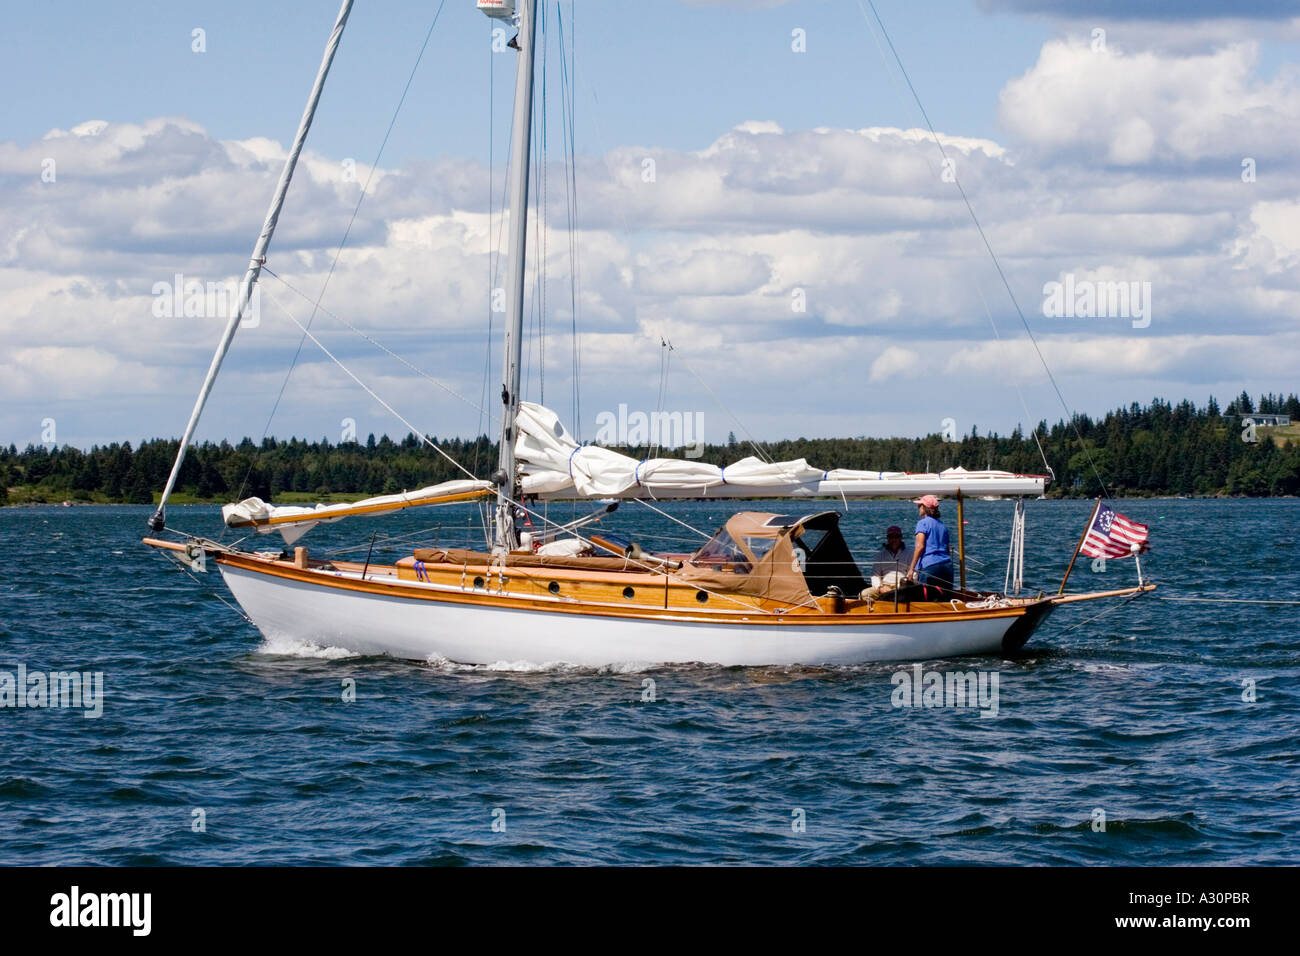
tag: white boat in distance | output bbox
[144,0,1152,666]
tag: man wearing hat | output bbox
[905,494,953,590]
[871,525,910,584]
[857,525,912,607]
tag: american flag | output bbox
[1080,503,1149,559]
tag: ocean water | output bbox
[1,498,1296,865]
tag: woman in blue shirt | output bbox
[905,494,953,590]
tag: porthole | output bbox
[622,586,635,600]
[695,590,708,604]
[472,575,485,589]
[548,581,560,595]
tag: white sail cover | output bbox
[516,403,1046,500]
[223,479,493,545]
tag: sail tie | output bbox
[719,466,726,485]
[567,446,581,479]
[634,459,648,487]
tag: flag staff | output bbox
[955,489,966,590]
[1058,497,1101,595]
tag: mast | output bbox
[148,0,355,532]
[493,0,538,551]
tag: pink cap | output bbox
[914,494,940,508]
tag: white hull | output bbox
[219,563,1031,667]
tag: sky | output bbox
[2,0,1299,453]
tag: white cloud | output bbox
[869,346,921,384]
[947,331,1300,384]
[3,28,1298,447]
[637,248,771,296]
[0,346,163,403]
[998,38,1300,166]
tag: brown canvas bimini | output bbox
[676,512,868,608]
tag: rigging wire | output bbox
[478,21,498,468]
[649,337,673,460]
[524,3,543,404]
[204,357,774,617]
[477,23,504,548]
[855,0,1051,479]
[157,550,253,623]
[672,349,774,464]
[556,0,583,441]
[538,0,549,406]
[523,1,555,409]
[261,267,492,422]
[1055,589,1147,634]
[227,0,450,513]
[315,523,451,556]
[631,496,713,541]
[260,285,482,486]
[857,0,1107,496]
[1156,595,1300,606]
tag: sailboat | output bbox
[143,0,1153,666]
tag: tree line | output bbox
[3,391,1298,505]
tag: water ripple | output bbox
[1,500,1295,864]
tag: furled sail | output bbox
[515,403,1046,500]
[223,479,493,544]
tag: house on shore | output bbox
[1239,413,1292,427]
